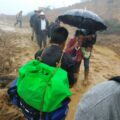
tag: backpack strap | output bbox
[56,52,64,67]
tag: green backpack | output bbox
[17,59,72,112]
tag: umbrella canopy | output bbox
[58,9,107,31]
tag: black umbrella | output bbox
[58,9,107,31]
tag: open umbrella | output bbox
[58,9,107,31]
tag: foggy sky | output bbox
[0,0,81,15]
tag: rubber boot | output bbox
[83,70,89,86]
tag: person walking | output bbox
[65,29,96,86]
[29,9,41,40]
[34,11,49,49]
[14,10,23,28]
[35,27,77,87]
[81,30,96,85]
[65,30,87,88]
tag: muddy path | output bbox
[67,45,120,120]
[0,45,119,120]
[0,26,120,120]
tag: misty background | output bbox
[0,0,119,34]
[0,0,81,15]
[0,1,120,120]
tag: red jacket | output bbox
[65,38,83,62]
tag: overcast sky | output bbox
[0,0,81,15]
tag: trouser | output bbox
[74,57,90,74]
[36,31,47,49]
[14,20,22,28]
[84,58,90,82]
[74,61,81,73]
[83,58,90,71]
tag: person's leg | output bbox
[74,61,81,80]
[38,32,45,49]
[43,36,47,48]
[36,34,42,49]
[83,58,90,85]
[14,20,18,26]
[31,29,35,41]
[19,20,22,28]
[42,31,47,48]
[73,61,81,91]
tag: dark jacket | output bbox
[82,33,97,48]
[48,22,60,38]
[30,14,38,29]
[35,45,76,86]
[34,17,49,34]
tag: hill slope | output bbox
[46,0,120,21]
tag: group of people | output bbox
[30,9,96,87]
[8,25,97,120]
[30,9,60,49]
[30,9,49,48]
[35,28,96,87]
[9,9,120,120]
[65,29,96,86]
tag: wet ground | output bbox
[0,25,120,120]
